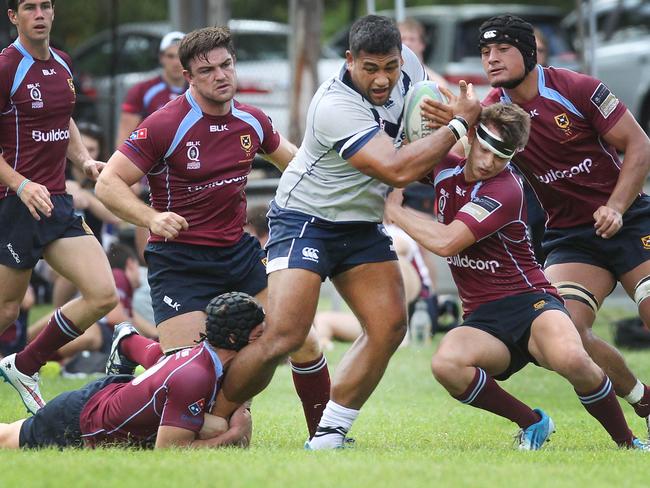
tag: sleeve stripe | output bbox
[338,126,379,160]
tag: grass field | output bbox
[1,305,649,488]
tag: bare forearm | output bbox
[607,140,650,214]
[389,205,452,255]
[95,175,156,228]
[66,119,92,169]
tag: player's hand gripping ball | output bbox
[403,80,448,142]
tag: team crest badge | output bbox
[67,78,76,95]
[261,257,268,267]
[642,235,650,250]
[129,128,148,140]
[554,113,570,129]
[188,398,205,416]
[240,134,252,152]
[533,300,546,310]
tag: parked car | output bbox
[562,0,650,134]
[326,4,576,100]
[71,20,342,152]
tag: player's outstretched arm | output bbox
[385,189,475,256]
[96,151,188,239]
[67,119,106,181]
[595,111,650,239]
[348,81,480,187]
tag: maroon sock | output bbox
[120,334,163,369]
[15,308,82,376]
[632,384,650,418]
[290,354,331,438]
[453,368,539,428]
[577,376,634,447]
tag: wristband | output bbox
[447,117,468,141]
[16,178,30,197]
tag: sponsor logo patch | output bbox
[590,83,619,119]
[301,247,319,262]
[186,141,201,169]
[483,30,497,39]
[129,128,148,140]
[533,300,546,310]
[459,196,502,223]
[642,235,650,250]
[188,398,205,416]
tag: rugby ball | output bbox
[403,80,448,142]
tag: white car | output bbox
[563,0,650,134]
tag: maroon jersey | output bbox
[121,75,186,120]
[432,154,558,316]
[118,91,280,246]
[483,66,628,229]
[0,41,76,198]
[79,342,222,447]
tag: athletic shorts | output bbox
[265,200,397,280]
[462,292,568,381]
[19,375,132,449]
[145,233,267,325]
[543,195,650,278]
[0,194,93,269]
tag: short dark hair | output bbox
[178,26,235,72]
[7,0,55,11]
[349,15,402,57]
[204,292,265,351]
[106,242,138,270]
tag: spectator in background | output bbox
[114,31,187,148]
[398,17,448,88]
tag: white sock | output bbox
[625,380,645,404]
[307,400,359,450]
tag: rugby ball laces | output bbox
[403,80,448,143]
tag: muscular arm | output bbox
[95,151,188,239]
[263,134,297,172]
[154,406,252,449]
[385,190,475,257]
[595,110,650,238]
[348,81,480,187]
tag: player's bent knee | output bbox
[553,348,596,379]
[634,276,650,308]
[86,288,119,316]
[430,353,461,385]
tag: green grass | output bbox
[2,306,649,487]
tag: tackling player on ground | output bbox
[0,292,262,449]
[385,103,648,450]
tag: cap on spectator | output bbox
[160,31,185,52]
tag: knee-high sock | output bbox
[577,376,634,447]
[291,354,331,438]
[120,334,163,369]
[15,308,82,376]
[453,367,539,428]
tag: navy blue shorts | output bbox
[19,375,132,449]
[543,196,650,278]
[265,201,397,280]
[0,194,92,269]
[145,233,267,325]
[463,292,568,381]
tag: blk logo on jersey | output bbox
[28,83,43,109]
[42,68,56,76]
[188,398,205,416]
[129,128,148,140]
[641,235,650,250]
[186,141,201,169]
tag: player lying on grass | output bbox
[0,292,262,449]
[384,103,649,450]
